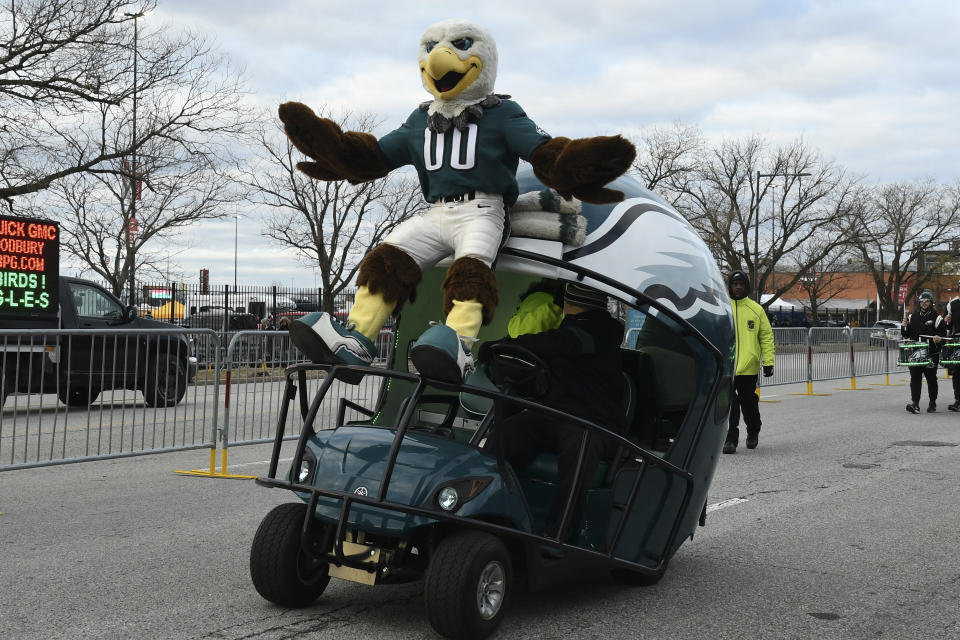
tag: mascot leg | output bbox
[288,245,421,379]
[410,256,498,383]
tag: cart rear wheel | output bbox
[610,566,664,586]
[424,531,511,640]
[250,502,330,607]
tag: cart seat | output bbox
[519,370,636,489]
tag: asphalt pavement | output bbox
[0,375,958,639]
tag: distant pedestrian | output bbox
[724,270,775,454]
[901,290,946,413]
[942,281,960,411]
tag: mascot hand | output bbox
[531,135,637,205]
[278,101,391,184]
[278,102,335,163]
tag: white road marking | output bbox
[227,457,292,469]
[706,497,748,513]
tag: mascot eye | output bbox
[451,37,474,51]
[424,41,437,53]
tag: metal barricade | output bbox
[0,328,220,471]
[848,327,889,378]
[219,329,394,453]
[806,327,851,382]
[759,328,808,386]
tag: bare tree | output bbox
[663,134,861,309]
[847,180,960,319]
[244,110,426,313]
[631,122,703,206]
[0,0,249,204]
[48,130,248,297]
[790,241,856,326]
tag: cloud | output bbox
[140,0,960,285]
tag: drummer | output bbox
[943,281,960,411]
[901,290,946,414]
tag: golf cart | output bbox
[250,170,735,639]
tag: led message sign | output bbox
[0,214,59,319]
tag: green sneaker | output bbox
[288,312,376,381]
[410,324,475,383]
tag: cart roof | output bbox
[502,168,734,352]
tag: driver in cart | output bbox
[479,282,625,542]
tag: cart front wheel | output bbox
[424,531,511,640]
[250,502,330,607]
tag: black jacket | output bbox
[946,297,960,337]
[902,307,946,353]
[486,308,626,433]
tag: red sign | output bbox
[128,217,138,244]
[897,285,907,304]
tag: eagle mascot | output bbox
[280,18,636,382]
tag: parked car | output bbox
[869,319,902,346]
[182,307,259,331]
[1,276,197,408]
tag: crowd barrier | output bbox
[759,326,901,393]
[0,328,220,471]
[0,325,912,472]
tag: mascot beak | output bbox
[420,47,483,100]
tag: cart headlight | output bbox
[431,477,492,512]
[438,486,459,511]
[298,460,313,483]
[292,448,317,484]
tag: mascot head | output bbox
[419,19,497,117]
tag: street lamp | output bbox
[234,214,241,291]
[769,184,778,296]
[754,170,812,301]
[125,11,145,307]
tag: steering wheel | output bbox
[482,342,550,399]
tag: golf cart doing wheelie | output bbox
[250,169,735,639]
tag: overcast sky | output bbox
[138,0,960,288]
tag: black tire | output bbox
[57,384,100,407]
[250,502,330,608]
[143,353,187,407]
[610,566,664,586]
[424,531,512,640]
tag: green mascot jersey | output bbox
[377,99,551,207]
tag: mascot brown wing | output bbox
[278,102,393,185]
[530,135,637,204]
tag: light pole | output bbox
[769,184,778,297]
[125,11,144,307]
[234,214,241,291]
[754,170,812,301]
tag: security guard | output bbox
[724,271,775,454]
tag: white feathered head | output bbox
[418,19,497,116]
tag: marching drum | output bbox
[940,342,960,365]
[897,342,931,367]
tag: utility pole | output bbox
[125,11,145,307]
